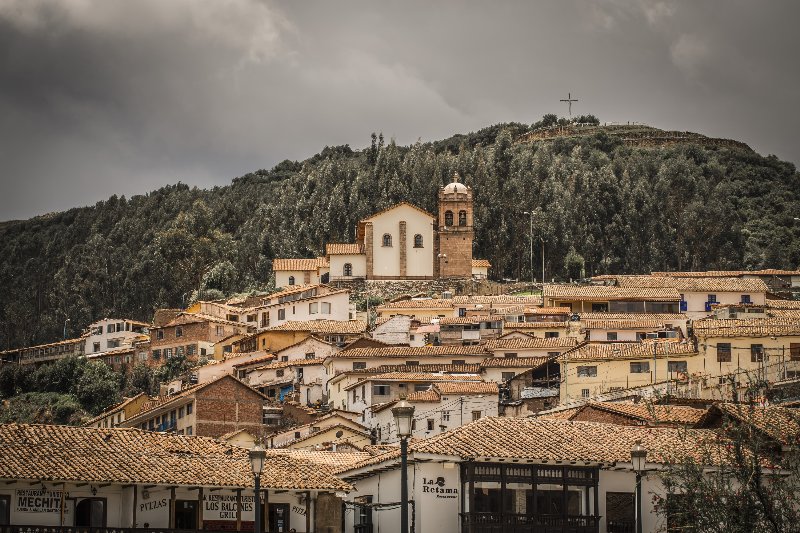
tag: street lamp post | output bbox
[523,211,534,284]
[249,444,266,533]
[392,398,416,533]
[631,440,648,533]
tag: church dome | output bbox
[442,172,468,194]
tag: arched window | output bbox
[382,234,392,247]
[444,210,454,226]
[414,234,423,248]
[288,276,295,286]
[458,210,467,226]
[343,263,353,277]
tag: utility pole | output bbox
[523,211,534,283]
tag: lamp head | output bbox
[249,443,266,475]
[391,398,416,438]
[630,440,647,473]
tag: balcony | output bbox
[1,528,203,533]
[460,513,599,533]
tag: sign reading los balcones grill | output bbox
[16,489,66,513]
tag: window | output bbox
[321,302,331,314]
[458,210,467,226]
[176,346,184,357]
[374,385,390,396]
[791,343,800,361]
[353,362,367,370]
[502,372,516,382]
[278,309,286,320]
[452,359,465,365]
[471,410,482,422]
[355,496,373,526]
[581,388,590,398]
[630,362,650,373]
[414,384,429,392]
[107,324,114,333]
[152,349,161,361]
[309,302,318,314]
[93,342,101,352]
[281,356,289,362]
[444,210,454,226]
[504,352,518,358]
[427,419,435,431]
[442,411,451,422]
[459,307,467,317]
[668,361,688,373]
[405,360,419,366]
[751,344,765,362]
[606,332,618,341]
[544,332,559,338]
[343,263,353,276]
[382,233,392,247]
[164,348,173,358]
[186,402,193,415]
[741,294,751,304]
[276,369,285,377]
[288,275,295,285]
[577,366,597,377]
[176,326,183,338]
[708,294,718,303]
[156,330,164,340]
[305,352,315,359]
[591,303,609,312]
[178,407,185,418]
[187,344,196,356]
[215,325,224,336]
[717,343,732,362]
[414,234,424,248]
[186,426,193,436]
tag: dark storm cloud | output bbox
[0,0,798,220]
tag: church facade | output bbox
[273,174,489,285]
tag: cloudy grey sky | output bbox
[1,0,798,220]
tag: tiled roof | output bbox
[693,317,800,337]
[359,201,434,222]
[439,316,496,325]
[576,312,688,321]
[766,299,800,310]
[452,295,543,304]
[544,285,681,301]
[344,372,482,390]
[83,393,148,426]
[275,424,372,449]
[435,382,498,395]
[267,320,367,334]
[405,389,441,402]
[480,357,551,368]
[558,341,698,361]
[527,307,572,314]
[537,407,582,420]
[231,354,277,368]
[330,345,488,358]
[582,319,677,330]
[336,364,482,376]
[706,403,800,446]
[485,337,578,350]
[326,243,365,255]
[0,423,351,491]
[579,402,706,425]
[256,358,325,370]
[161,312,243,328]
[265,449,372,469]
[503,321,568,329]
[653,270,800,278]
[272,258,327,271]
[377,299,455,309]
[472,259,491,268]
[410,417,726,466]
[152,309,182,327]
[614,275,769,293]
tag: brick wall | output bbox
[399,220,407,277]
[194,376,266,438]
[365,223,374,278]
[570,405,640,426]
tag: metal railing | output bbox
[459,513,599,533]
[1,528,202,533]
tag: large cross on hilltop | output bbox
[560,92,578,117]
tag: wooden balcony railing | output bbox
[1,528,206,533]
[460,512,600,533]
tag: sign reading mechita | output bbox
[16,489,66,513]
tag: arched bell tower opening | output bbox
[435,172,474,278]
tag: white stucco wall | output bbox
[369,204,434,278]
[681,290,766,317]
[330,254,367,279]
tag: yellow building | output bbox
[558,341,701,403]
[694,317,800,401]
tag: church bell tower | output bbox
[435,172,474,278]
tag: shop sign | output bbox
[421,477,458,499]
[15,489,67,513]
[203,494,254,520]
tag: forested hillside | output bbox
[1,116,799,349]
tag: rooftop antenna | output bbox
[559,92,579,117]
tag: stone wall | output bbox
[329,278,538,306]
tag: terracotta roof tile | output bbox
[439,316,497,325]
[693,317,800,337]
[330,345,488,358]
[452,295,543,305]
[614,275,769,293]
[766,299,800,310]
[272,258,327,271]
[558,341,698,361]
[580,402,706,425]
[344,372,483,390]
[256,358,325,370]
[377,299,455,310]
[267,320,367,334]
[434,382,498,395]
[326,243,365,255]
[503,321,568,329]
[472,259,491,268]
[485,337,578,350]
[710,403,800,446]
[405,389,441,402]
[0,423,351,491]
[480,357,551,368]
[544,285,681,301]
[527,307,572,314]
